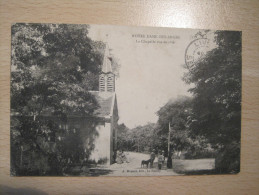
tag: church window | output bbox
[99,76,105,91]
[107,76,114,92]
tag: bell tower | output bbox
[99,37,115,92]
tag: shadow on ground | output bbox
[174,169,218,175]
[68,166,114,176]
[81,168,114,176]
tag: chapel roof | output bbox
[90,91,116,118]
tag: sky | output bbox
[88,25,216,128]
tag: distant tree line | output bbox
[117,123,156,153]
[117,97,215,159]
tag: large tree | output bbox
[11,23,105,175]
[183,31,242,173]
[155,96,213,158]
[11,24,102,118]
[156,96,192,154]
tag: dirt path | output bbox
[106,152,178,176]
[79,152,215,176]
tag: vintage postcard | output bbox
[11,23,241,176]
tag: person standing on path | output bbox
[121,150,129,163]
[116,150,123,164]
[158,151,164,170]
[150,149,156,168]
[167,151,173,169]
[162,150,165,166]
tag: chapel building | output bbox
[88,41,119,165]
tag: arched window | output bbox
[99,76,105,91]
[107,76,114,92]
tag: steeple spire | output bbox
[99,35,115,92]
[101,38,112,73]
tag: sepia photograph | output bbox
[11,23,241,176]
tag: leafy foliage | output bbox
[11,23,107,175]
[117,123,156,153]
[156,96,192,151]
[117,96,215,159]
[183,31,242,173]
[155,96,214,158]
[11,24,102,117]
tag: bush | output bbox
[215,141,240,174]
[185,149,216,159]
